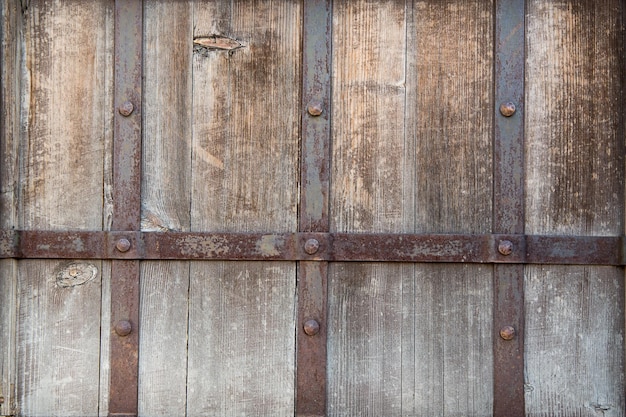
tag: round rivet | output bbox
[303,319,320,336]
[116,238,131,253]
[498,240,513,256]
[499,102,516,117]
[115,320,132,337]
[304,238,320,255]
[500,325,516,341]
[119,101,134,117]
[307,101,323,117]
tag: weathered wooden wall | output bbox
[524,1,625,415]
[0,0,624,416]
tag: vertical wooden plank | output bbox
[525,1,625,415]
[187,1,300,415]
[411,2,494,415]
[328,1,408,414]
[138,262,190,416]
[0,0,20,414]
[329,1,494,415]
[15,1,113,415]
[139,2,192,416]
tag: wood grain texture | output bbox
[410,3,493,414]
[525,1,625,415]
[0,0,19,414]
[138,262,190,416]
[186,1,300,415]
[13,1,113,415]
[328,1,493,415]
[139,3,192,415]
[141,0,193,233]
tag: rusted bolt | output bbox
[303,319,320,336]
[115,238,131,253]
[499,102,516,117]
[118,101,134,117]
[115,320,132,337]
[498,240,513,256]
[500,325,516,341]
[307,101,323,117]
[304,238,320,255]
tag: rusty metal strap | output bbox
[1,230,624,265]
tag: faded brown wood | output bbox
[328,1,493,415]
[525,1,625,415]
[328,2,409,414]
[138,3,192,416]
[10,1,113,415]
[0,1,19,415]
[187,1,300,415]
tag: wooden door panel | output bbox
[139,1,301,415]
[524,1,625,415]
[1,0,624,416]
[0,1,114,415]
[328,1,495,415]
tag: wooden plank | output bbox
[525,1,625,415]
[0,0,20,414]
[14,1,113,415]
[328,1,494,415]
[411,3,494,414]
[141,0,192,233]
[138,3,192,415]
[328,2,408,414]
[138,262,190,416]
[187,1,300,415]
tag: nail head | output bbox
[307,101,323,117]
[116,238,131,253]
[115,320,132,337]
[119,101,134,117]
[500,325,516,341]
[498,240,513,256]
[303,319,320,336]
[304,238,320,255]
[499,102,516,117]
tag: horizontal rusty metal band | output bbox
[0,230,623,265]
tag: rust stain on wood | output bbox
[193,35,244,53]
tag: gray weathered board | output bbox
[0,1,624,416]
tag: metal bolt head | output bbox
[115,320,132,337]
[118,101,134,117]
[500,325,516,341]
[116,238,131,253]
[303,319,320,336]
[499,102,516,117]
[307,101,323,117]
[498,240,513,256]
[304,238,320,255]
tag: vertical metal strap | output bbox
[297,0,332,415]
[110,1,142,416]
[493,0,526,415]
